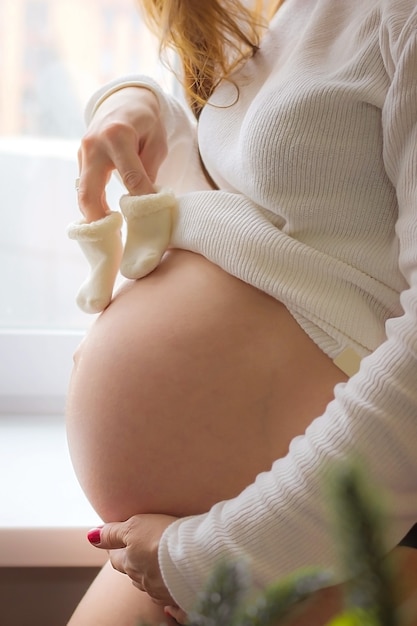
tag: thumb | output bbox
[87,523,127,550]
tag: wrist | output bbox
[89,83,160,121]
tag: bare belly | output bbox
[66,250,347,522]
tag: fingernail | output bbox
[87,528,101,545]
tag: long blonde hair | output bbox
[139,0,285,116]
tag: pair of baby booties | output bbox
[67,189,176,314]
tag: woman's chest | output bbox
[198,0,389,208]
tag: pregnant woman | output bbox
[66,0,417,623]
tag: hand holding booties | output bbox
[67,188,177,314]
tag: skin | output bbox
[66,247,348,625]
[67,248,348,520]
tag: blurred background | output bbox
[0,4,176,623]
[0,0,175,331]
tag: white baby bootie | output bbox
[119,189,177,280]
[67,211,123,314]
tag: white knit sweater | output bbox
[86,0,417,611]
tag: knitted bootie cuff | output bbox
[67,211,123,242]
[119,189,177,220]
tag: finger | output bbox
[87,522,127,550]
[164,605,188,624]
[111,147,155,196]
[138,135,168,185]
[131,578,147,593]
[109,547,134,577]
[102,123,156,196]
[77,145,112,223]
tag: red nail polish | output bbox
[87,528,101,545]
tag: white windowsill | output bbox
[0,413,107,568]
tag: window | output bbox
[0,0,174,415]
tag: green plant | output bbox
[180,463,405,626]
[188,561,331,626]
[327,463,397,626]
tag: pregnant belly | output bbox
[66,250,347,522]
